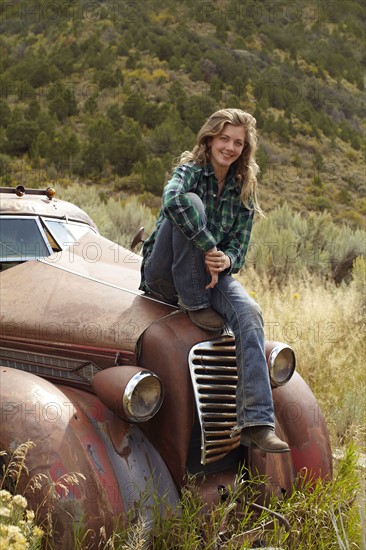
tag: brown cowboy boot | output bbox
[187,306,224,331]
[240,427,290,453]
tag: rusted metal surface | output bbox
[0,233,175,353]
[0,367,121,546]
[248,445,295,504]
[273,371,333,483]
[63,386,179,520]
[0,367,179,548]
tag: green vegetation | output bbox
[0,0,364,226]
[57,182,366,287]
[1,442,364,548]
[109,446,364,549]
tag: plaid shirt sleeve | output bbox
[162,165,218,252]
[222,206,254,274]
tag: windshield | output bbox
[0,217,52,262]
[0,216,96,268]
[44,219,94,248]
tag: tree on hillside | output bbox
[31,130,50,159]
[107,130,146,176]
[47,129,80,169]
[81,139,105,177]
[182,95,217,133]
[0,102,11,128]
[5,109,39,155]
[47,82,78,121]
[140,157,166,194]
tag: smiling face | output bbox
[209,123,246,179]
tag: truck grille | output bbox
[188,336,241,465]
[0,347,101,385]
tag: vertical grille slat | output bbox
[189,335,241,465]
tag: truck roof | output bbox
[0,186,97,229]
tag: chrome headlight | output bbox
[267,343,296,387]
[92,366,163,422]
[123,371,163,422]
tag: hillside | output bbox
[0,0,365,227]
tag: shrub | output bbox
[249,203,366,285]
[140,157,166,194]
[57,184,156,249]
[47,82,78,121]
[0,101,11,127]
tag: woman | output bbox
[139,108,289,453]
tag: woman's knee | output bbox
[187,193,206,221]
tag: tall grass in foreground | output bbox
[107,445,364,549]
[0,443,87,550]
[1,443,364,549]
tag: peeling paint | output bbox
[87,444,105,474]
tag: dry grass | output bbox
[240,267,365,452]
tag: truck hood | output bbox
[0,233,176,352]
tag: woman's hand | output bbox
[204,248,230,289]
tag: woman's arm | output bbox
[221,207,254,274]
[162,165,217,253]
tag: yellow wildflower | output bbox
[33,526,44,538]
[26,509,35,522]
[0,524,27,549]
[0,490,12,504]
[11,495,27,509]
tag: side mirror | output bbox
[131,226,145,251]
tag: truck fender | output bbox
[0,367,179,547]
[272,370,333,483]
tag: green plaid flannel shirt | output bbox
[139,162,254,290]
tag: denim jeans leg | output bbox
[144,194,212,310]
[171,227,211,311]
[210,275,275,429]
[143,218,178,304]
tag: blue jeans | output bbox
[144,194,275,429]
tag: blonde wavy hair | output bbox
[175,108,261,213]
